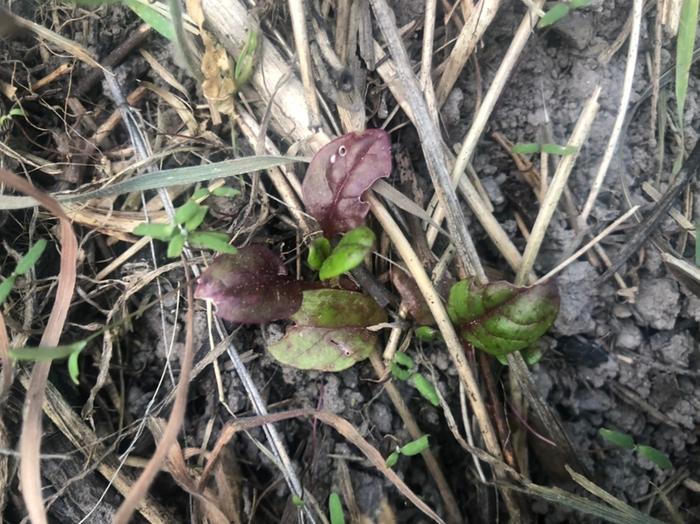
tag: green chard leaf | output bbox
[0,276,17,306]
[267,289,386,372]
[448,279,560,359]
[319,226,375,280]
[409,373,440,407]
[307,237,332,270]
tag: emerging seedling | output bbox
[390,351,440,407]
[134,186,238,258]
[386,435,430,468]
[537,0,592,28]
[0,239,47,306]
[307,226,376,280]
[599,428,672,470]
[328,492,345,524]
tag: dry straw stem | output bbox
[578,0,643,226]
[535,205,641,284]
[16,374,173,523]
[515,86,602,285]
[0,169,78,524]
[0,313,11,405]
[370,0,486,283]
[435,0,501,106]
[200,408,446,524]
[367,194,503,465]
[113,282,196,524]
[369,352,463,524]
[288,0,322,128]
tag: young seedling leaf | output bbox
[210,186,240,198]
[511,143,541,154]
[267,289,386,371]
[386,451,400,468]
[10,340,87,362]
[400,435,430,456]
[195,245,302,323]
[302,129,392,237]
[14,239,47,276]
[188,231,237,254]
[0,277,16,306]
[174,200,202,225]
[540,144,577,156]
[133,222,176,241]
[392,351,414,369]
[292,495,305,507]
[319,226,375,280]
[409,373,440,407]
[185,205,209,231]
[390,362,412,381]
[448,279,560,359]
[391,269,434,325]
[598,428,635,450]
[234,29,259,87]
[167,233,186,258]
[676,0,698,125]
[308,237,332,270]
[125,0,176,41]
[637,445,672,470]
[415,326,440,342]
[537,3,570,28]
[523,345,544,365]
[328,492,345,524]
[68,349,81,385]
[570,0,592,7]
[191,187,211,201]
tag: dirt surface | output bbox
[0,1,698,523]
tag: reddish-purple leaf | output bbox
[302,129,392,237]
[391,270,435,326]
[194,245,302,323]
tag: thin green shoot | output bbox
[0,239,48,306]
[598,428,672,469]
[328,492,345,524]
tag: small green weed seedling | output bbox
[512,143,577,156]
[0,106,25,130]
[385,435,430,468]
[0,239,47,306]
[134,186,238,258]
[599,428,672,470]
[328,492,345,524]
[537,0,592,29]
[391,352,440,407]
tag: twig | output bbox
[366,192,507,480]
[289,0,322,128]
[370,0,486,282]
[419,0,439,124]
[0,313,11,406]
[536,205,640,284]
[435,0,501,106]
[578,0,643,226]
[0,170,78,524]
[515,86,601,285]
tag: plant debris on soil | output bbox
[0,1,699,523]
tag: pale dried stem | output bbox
[516,86,602,285]
[419,0,439,124]
[536,205,641,284]
[0,313,11,406]
[370,0,486,283]
[288,0,322,128]
[579,0,643,225]
[435,0,501,106]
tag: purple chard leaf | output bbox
[194,245,302,323]
[302,129,392,237]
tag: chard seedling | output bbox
[537,0,592,28]
[447,278,559,361]
[599,428,672,470]
[301,129,391,237]
[134,186,238,258]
